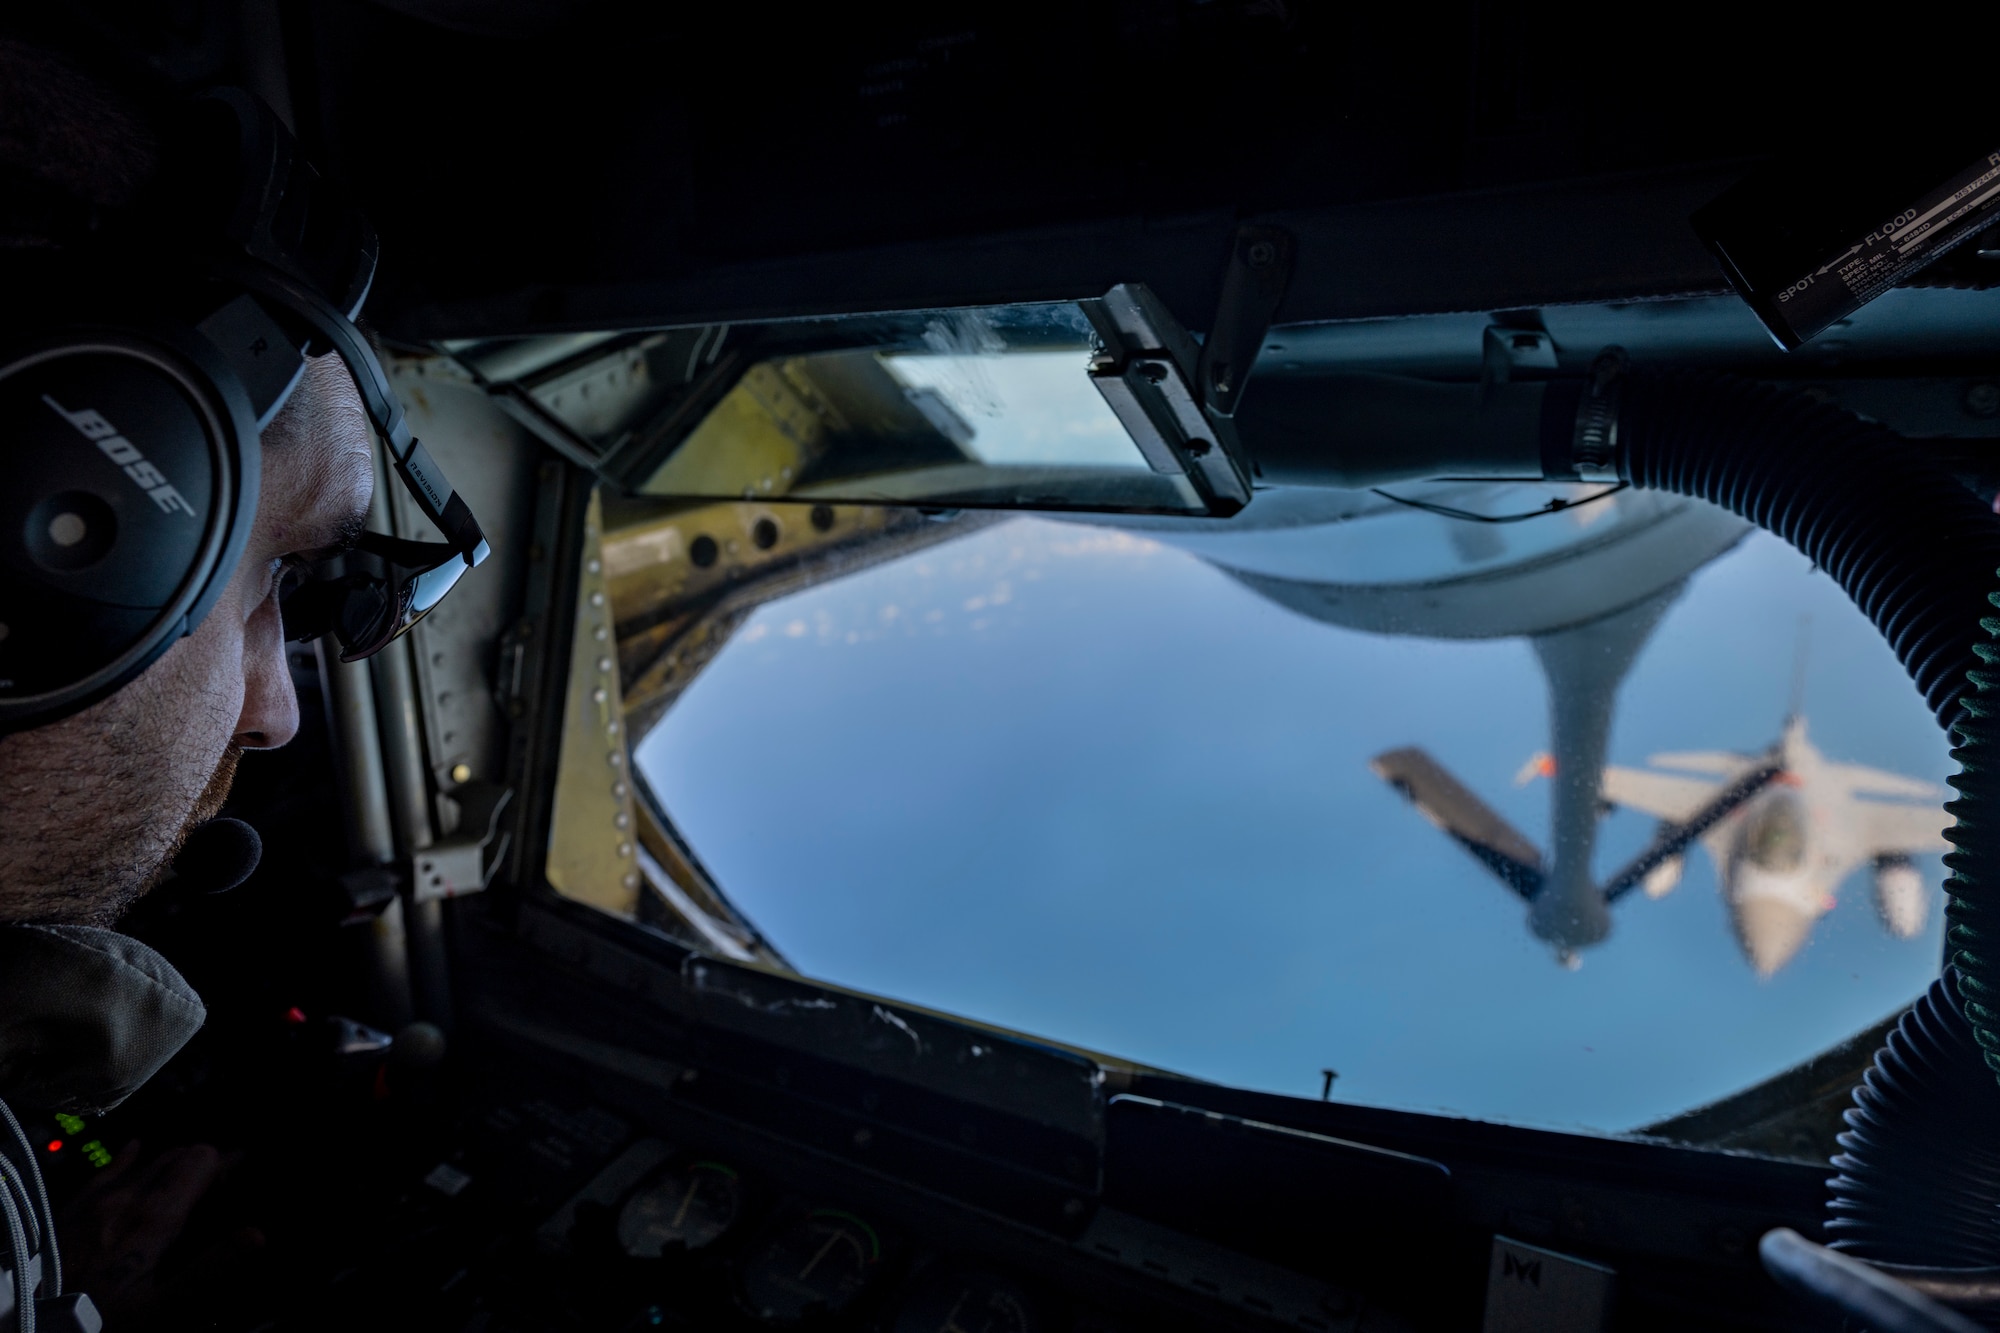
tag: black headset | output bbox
[0,89,487,734]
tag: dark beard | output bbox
[0,682,248,926]
[93,742,247,925]
[144,743,245,896]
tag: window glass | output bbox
[877,350,1147,469]
[593,483,1949,1138]
[621,303,1211,514]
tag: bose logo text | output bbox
[42,395,197,517]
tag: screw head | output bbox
[1246,239,1277,268]
[1965,382,2000,418]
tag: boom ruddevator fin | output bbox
[1371,747,1544,901]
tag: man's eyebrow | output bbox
[289,507,371,560]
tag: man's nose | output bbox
[235,597,300,750]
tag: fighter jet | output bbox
[1373,714,1948,976]
[1599,716,1949,976]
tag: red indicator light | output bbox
[45,1141,61,1153]
[283,1006,308,1025]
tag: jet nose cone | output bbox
[1733,894,1818,977]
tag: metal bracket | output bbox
[1083,284,1254,515]
[413,782,514,903]
[1482,311,1559,392]
[1198,225,1295,419]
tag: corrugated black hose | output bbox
[1541,366,2000,1279]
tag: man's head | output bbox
[0,353,373,923]
[0,38,375,922]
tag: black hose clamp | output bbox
[1571,346,1628,482]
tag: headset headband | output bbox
[224,260,489,569]
[175,93,487,569]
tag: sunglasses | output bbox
[228,262,491,662]
[281,530,475,661]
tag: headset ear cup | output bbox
[0,333,258,733]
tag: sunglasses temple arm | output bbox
[228,260,491,569]
[394,443,491,567]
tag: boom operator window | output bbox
[539,470,1949,1161]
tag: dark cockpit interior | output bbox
[7,5,2000,1332]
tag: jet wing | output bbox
[1371,747,1543,901]
[1851,799,1952,856]
[1823,762,1943,803]
[1645,750,1763,780]
[1602,766,1725,823]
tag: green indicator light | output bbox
[80,1141,112,1169]
[53,1114,84,1136]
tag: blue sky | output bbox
[634,512,1950,1134]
